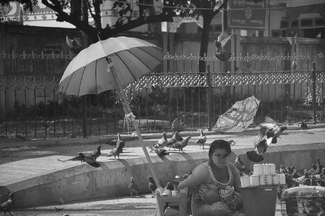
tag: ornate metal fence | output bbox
[0,48,325,140]
[1,69,325,140]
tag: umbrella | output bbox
[213,95,260,133]
[59,36,163,96]
[59,36,164,189]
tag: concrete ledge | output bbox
[1,142,325,208]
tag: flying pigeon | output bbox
[214,31,235,62]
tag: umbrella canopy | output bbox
[59,36,163,96]
[58,36,164,189]
[213,96,260,133]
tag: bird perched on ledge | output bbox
[197,129,207,149]
[57,145,101,163]
[153,132,168,149]
[128,176,139,197]
[107,133,125,153]
[79,153,101,168]
[166,131,183,149]
[169,136,191,153]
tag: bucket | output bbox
[241,186,277,216]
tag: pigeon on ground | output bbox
[169,136,191,153]
[0,192,13,216]
[147,175,157,197]
[197,129,207,149]
[300,120,308,131]
[78,153,101,168]
[128,176,139,197]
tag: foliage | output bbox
[0,0,231,72]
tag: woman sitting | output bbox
[178,139,243,216]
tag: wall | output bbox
[1,143,324,208]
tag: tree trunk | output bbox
[199,13,214,73]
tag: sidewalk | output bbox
[11,192,285,216]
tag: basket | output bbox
[281,186,325,216]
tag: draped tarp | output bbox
[213,96,260,133]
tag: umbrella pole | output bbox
[107,60,162,190]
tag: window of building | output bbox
[315,18,325,26]
[291,20,299,28]
[300,19,313,28]
[280,20,288,29]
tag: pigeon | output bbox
[246,124,276,162]
[66,35,84,54]
[234,155,247,176]
[214,31,235,62]
[154,147,169,158]
[260,116,287,144]
[147,175,157,196]
[57,145,101,163]
[166,131,183,149]
[164,182,174,191]
[107,133,125,153]
[300,120,308,131]
[197,129,207,149]
[57,154,84,163]
[128,177,139,197]
[86,145,102,160]
[0,192,13,216]
[153,132,168,148]
[107,146,122,159]
[169,136,191,153]
[78,153,101,168]
[316,158,323,174]
[246,139,268,163]
[171,117,186,132]
[115,134,125,153]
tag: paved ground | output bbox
[1,124,324,215]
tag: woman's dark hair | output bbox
[208,140,231,159]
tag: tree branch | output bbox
[42,0,98,41]
[100,14,173,39]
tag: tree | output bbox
[1,0,229,71]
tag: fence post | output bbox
[206,64,212,131]
[312,62,317,124]
[82,95,87,137]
